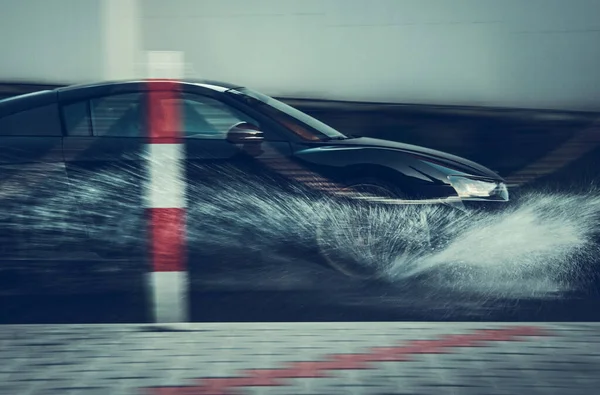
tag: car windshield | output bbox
[227,87,347,140]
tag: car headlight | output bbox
[447,175,509,201]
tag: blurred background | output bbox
[2,0,600,192]
[3,0,600,110]
[1,0,600,325]
[3,3,600,395]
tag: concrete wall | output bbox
[1,0,600,111]
[101,0,143,80]
[0,0,142,82]
[142,0,600,111]
[0,0,103,83]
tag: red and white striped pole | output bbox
[145,51,188,323]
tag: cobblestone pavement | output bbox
[1,323,599,395]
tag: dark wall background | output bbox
[287,98,600,194]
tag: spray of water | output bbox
[1,165,598,299]
[397,193,600,298]
[186,168,600,297]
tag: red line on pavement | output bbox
[144,325,551,395]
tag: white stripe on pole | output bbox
[148,271,189,323]
[145,144,186,209]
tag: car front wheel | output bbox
[315,179,432,280]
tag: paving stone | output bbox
[0,323,599,395]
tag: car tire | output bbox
[315,178,432,280]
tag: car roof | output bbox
[56,79,243,101]
[58,79,242,93]
[0,79,244,116]
[0,89,58,116]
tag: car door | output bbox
[0,98,68,258]
[60,92,147,257]
[144,89,296,273]
[180,92,292,179]
[143,88,294,190]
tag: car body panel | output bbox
[319,137,503,180]
[0,90,57,116]
[290,138,501,199]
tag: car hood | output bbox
[327,137,503,180]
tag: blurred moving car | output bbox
[0,80,508,278]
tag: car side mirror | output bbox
[226,122,264,144]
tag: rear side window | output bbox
[91,93,143,137]
[0,104,62,136]
[62,93,143,137]
[63,101,91,136]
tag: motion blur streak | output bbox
[506,119,600,186]
[0,164,598,300]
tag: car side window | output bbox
[158,94,259,139]
[90,93,144,137]
[0,104,62,136]
[62,101,91,136]
[62,93,268,139]
[62,93,143,137]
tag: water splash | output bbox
[0,165,598,299]
[185,168,599,298]
[395,193,600,298]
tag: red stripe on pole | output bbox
[147,80,182,144]
[148,207,186,272]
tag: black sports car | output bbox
[0,80,508,278]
